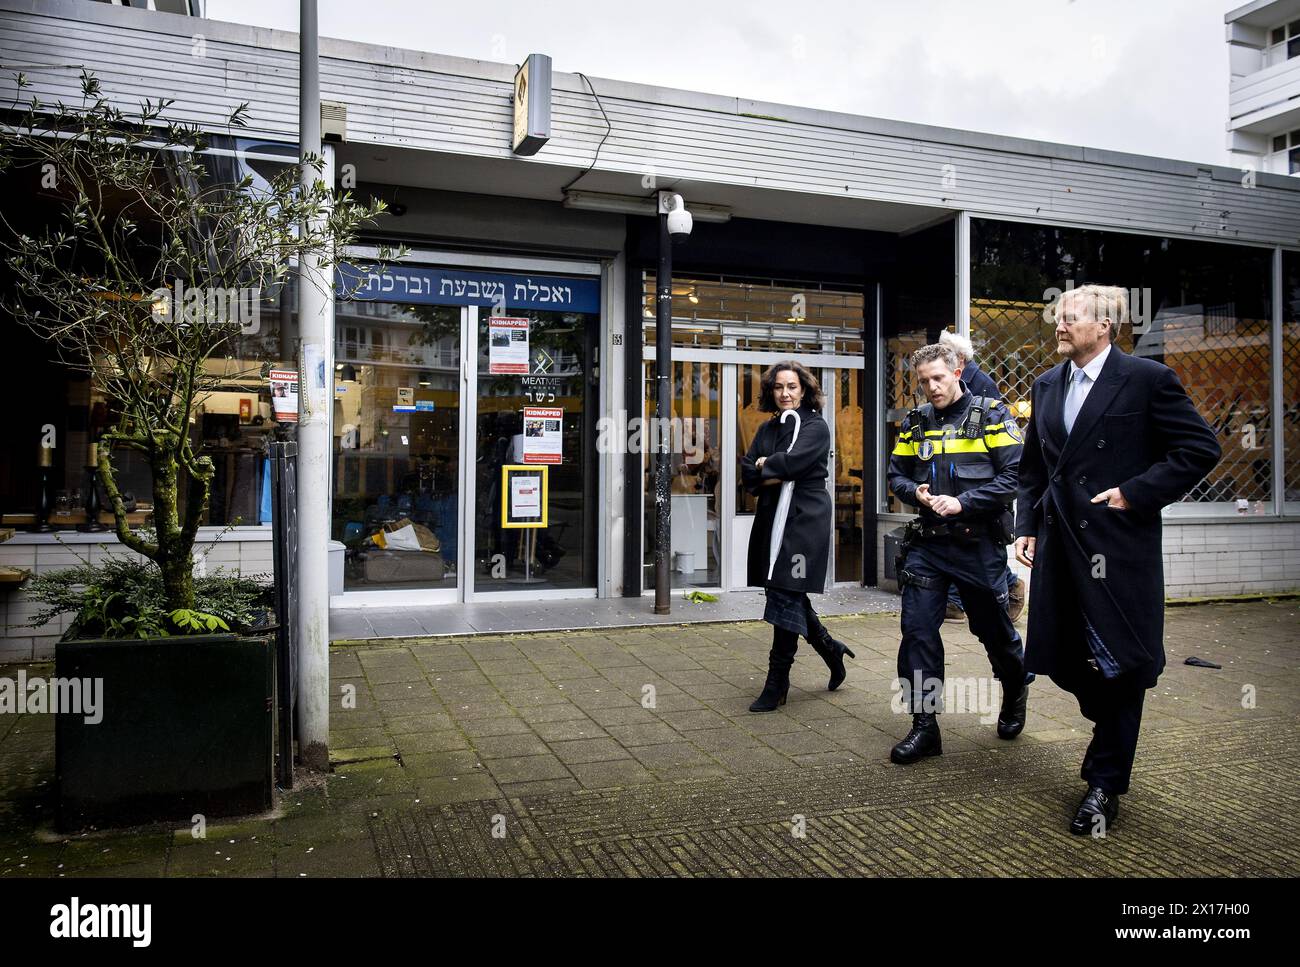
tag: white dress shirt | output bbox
[1063,342,1112,436]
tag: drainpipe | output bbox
[296,0,331,771]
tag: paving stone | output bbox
[628,743,721,771]
[384,713,455,735]
[499,778,583,799]
[530,718,608,742]
[567,758,658,790]
[399,750,485,778]
[394,730,472,755]
[548,737,632,764]
[471,733,552,760]
[587,706,662,727]
[604,722,683,747]
[459,715,533,738]
[761,729,843,756]
[412,774,503,804]
[684,727,765,753]
[660,708,731,732]
[483,754,572,784]
[516,703,588,724]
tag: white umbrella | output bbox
[766,408,802,581]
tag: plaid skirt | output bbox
[763,586,813,636]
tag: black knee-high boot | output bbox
[749,627,798,712]
[803,604,856,691]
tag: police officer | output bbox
[886,342,1030,764]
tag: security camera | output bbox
[659,191,693,244]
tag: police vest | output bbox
[900,396,1015,506]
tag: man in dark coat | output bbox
[1015,284,1221,836]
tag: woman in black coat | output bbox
[740,361,855,712]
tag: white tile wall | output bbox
[1,528,275,661]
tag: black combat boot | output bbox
[806,626,856,691]
[890,713,942,764]
[996,680,1029,740]
[750,628,798,713]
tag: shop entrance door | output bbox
[334,280,602,605]
[466,305,599,600]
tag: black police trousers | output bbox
[897,536,1026,713]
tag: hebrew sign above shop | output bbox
[336,263,600,314]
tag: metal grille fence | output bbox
[970,298,1274,506]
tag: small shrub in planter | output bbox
[27,559,277,830]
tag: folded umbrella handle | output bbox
[767,409,803,580]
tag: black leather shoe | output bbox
[1069,786,1119,836]
[807,633,856,691]
[1005,580,1026,622]
[748,670,790,712]
[890,713,942,764]
[996,682,1028,740]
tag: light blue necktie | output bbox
[1063,367,1089,436]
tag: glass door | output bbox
[641,359,722,589]
[727,359,845,589]
[829,367,865,584]
[469,304,598,597]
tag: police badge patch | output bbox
[1006,421,1024,443]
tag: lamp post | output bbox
[296,0,331,771]
[653,191,692,615]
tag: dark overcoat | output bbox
[740,404,832,594]
[958,361,1003,402]
[1015,347,1221,686]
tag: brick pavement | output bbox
[0,598,1296,877]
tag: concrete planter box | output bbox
[55,630,275,830]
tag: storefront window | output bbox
[0,136,298,532]
[332,303,460,591]
[970,219,1274,512]
[643,275,861,350]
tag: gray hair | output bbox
[1053,284,1128,339]
[910,343,958,371]
[939,330,974,363]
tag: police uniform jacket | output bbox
[887,384,1023,528]
[1015,347,1221,686]
[740,404,831,594]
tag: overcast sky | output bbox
[208,0,1238,168]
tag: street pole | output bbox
[296,0,331,771]
[654,210,672,614]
